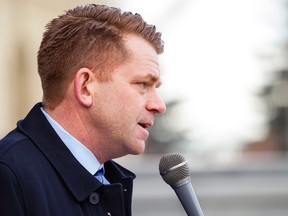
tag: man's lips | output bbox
[138,122,153,129]
[137,121,153,140]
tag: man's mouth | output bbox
[138,122,152,129]
[138,123,148,129]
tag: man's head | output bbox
[38,4,166,161]
[37,4,164,109]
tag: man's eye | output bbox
[139,82,149,89]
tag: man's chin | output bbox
[129,140,146,155]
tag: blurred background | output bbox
[1,0,288,215]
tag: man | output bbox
[0,4,166,216]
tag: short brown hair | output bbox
[37,4,164,109]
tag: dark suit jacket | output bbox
[0,103,136,216]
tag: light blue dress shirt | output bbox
[41,108,103,176]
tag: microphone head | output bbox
[159,153,190,186]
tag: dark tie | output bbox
[94,167,110,185]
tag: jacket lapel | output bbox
[17,103,101,201]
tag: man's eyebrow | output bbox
[143,74,162,87]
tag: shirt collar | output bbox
[41,107,101,175]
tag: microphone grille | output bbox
[159,153,190,186]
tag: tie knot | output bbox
[95,167,105,177]
[94,167,110,185]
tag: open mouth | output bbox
[138,123,148,129]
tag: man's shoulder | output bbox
[0,126,48,180]
[0,127,32,160]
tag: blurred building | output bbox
[245,70,288,152]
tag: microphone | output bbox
[159,153,204,216]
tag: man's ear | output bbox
[73,68,95,107]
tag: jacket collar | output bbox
[17,103,135,201]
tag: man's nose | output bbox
[146,91,166,115]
